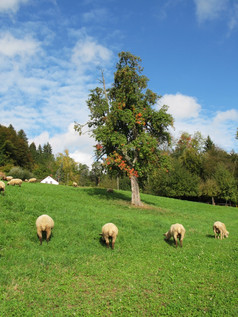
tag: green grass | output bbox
[0,183,237,316]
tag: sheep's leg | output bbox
[46,227,51,243]
[112,236,116,249]
[174,234,178,248]
[180,239,183,247]
[105,237,110,248]
[37,228,43,245]
[213,228,217,238]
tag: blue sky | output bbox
[0,0,237,166]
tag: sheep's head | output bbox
[225,231,229,238]
[164,231,170,240]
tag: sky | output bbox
[0,0,238,166]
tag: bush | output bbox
[9,166,34,180]
[0,163,15,174]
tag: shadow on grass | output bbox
[164,238,184,248]
[206,234,215,239]
[99,236,115,249]
[83,187,131,202]
[36,232,54,245]
[82,187,158,208]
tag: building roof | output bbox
[40,176,59,185]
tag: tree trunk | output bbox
[130,176,142,206]
[212,196,215,205]
[117,176,120,190]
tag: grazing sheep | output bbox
[72,182,78,187]
[213,221,229,240]
[100,223,118,249]
[6,176,13,181]
[0,181,5,195]
[107,188,114,193]
[28,178,37,183]
[36,214,54,245]
[7,178,22,187]
[164,223,186,248]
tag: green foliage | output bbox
[76,163,92,186]
[75,51,173,180]
[204,135,215,152]
[147,160,199,198]
[174,132,205,176]
[202,147,232,180]
[0,183,237,315]
[199,178,220,205]
[214,163,237,203]
[55,149,78,184]
[9,166,34,180]
[0,125,56,177]
[0,125,32,168]
[90,161,104,186]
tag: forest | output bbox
[0,123,237,206]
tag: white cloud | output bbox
[29,131,50,147]
[69,150,94,167]
[228,3,238,31]
[213,109,238,123]
[0,0,29,14]
[71,37,113,71]
[0,28,113,136]
[29,123,96,167]
[194,0,228,23]
[82,8,109,23]
[0,32,40,57]
[160,93,201,120]
[162,93,238,152]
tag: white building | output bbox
[40,176,59,185]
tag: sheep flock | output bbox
[0,176,231,247]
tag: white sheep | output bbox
[36,214,54,245]
[164,223,186,248]
[72,182,78,187]
[6,176,13,181]
[0,181,5,195]
[100,223,118,249]
[28,178,37,183]
[213,221,229,240]
[7,178,23,187]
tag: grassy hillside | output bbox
[0,183,237,316]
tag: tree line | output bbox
[1,125,237,206]
[145,132,238,206]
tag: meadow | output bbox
[0,183,237,316]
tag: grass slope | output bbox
[0,183,237,316]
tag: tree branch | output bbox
[100,69,110,107]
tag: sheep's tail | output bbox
[41,224,47,231]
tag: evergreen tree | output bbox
[204,135,215,152]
